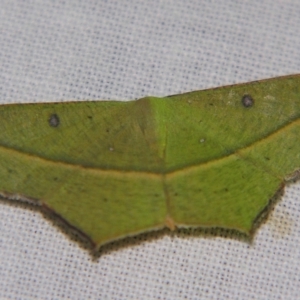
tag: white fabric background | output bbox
[0,1,300,299]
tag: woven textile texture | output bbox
[0,1,300,299]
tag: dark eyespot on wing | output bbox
[49,114,60,127]
[241,95,254,107]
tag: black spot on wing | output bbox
[49,114,60,127]
[241,95,254,108]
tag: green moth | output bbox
[0,74,299,249]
